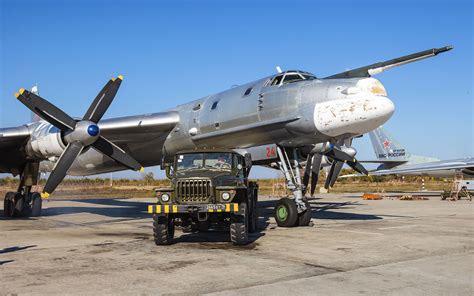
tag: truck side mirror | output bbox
[165,164,174,179]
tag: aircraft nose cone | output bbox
[314,95,395,137]
[87,124,100,137]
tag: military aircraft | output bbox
[0,46,452,221]
[356,126,474,177]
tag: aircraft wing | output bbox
[367,158,474,176]
[325,46,453,79]
[0,111,179,175]
[0,125,31,175]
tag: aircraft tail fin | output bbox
[30,85,42,122]
[368,126,411,161]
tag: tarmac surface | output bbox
[1,193,473,295]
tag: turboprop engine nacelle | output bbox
[26,122,66,160]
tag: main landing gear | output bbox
[3,162,43,218]
[274,147,312,227]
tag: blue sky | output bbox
[1,0,472,179]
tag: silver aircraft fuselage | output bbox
[38,72,394,175]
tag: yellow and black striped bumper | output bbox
[147,203,242,215]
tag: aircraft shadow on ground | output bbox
[41,198,152,219]
[257,198,383,221]
[0,245,37,255]
[0,197,384,245]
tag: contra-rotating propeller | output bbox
[15,76,144,198]
[302,142,368,195]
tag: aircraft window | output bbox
[282,74,304,84]
[302,74,316,80]
[192,103,202,111]
[243,87,253,96]
[270,75,283,86]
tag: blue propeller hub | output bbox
[87,124,100,137]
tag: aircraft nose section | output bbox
[314,95,395,137]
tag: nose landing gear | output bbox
[274,147,312,227]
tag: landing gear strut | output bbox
[274,147,312,227]
[3,162,42,218]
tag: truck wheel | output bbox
[297,200,312,226]
[230,204,248,245]
[249,190,258,233]
[275,198,298,227]
[153,215,174,245]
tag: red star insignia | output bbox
[383,139,391,149]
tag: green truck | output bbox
[148,150,258,245]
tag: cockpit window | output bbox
[282,73,304,84]
[267,71,317,87]
[270,75,283,86]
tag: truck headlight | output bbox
[221,192,231,201]
[161,193,170,202]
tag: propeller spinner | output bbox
[15,76,144,198]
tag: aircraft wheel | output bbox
[4,192,15,218]
[153,215,174,245]
[31,192,42,217]
[230,203,249,245]
[275,198,298,227]
[297,199,312,226]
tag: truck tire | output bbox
[230,204,248,245]
[153,215,174,245]
[248,190,258,233]
[275,198,298,227]
[297,200,312,226]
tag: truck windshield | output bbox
[177,153,233,171]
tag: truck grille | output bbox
[176,179,212,203]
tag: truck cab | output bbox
[148,150,258,245]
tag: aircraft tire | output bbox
[31,192,42,217]
[3,192,15,218]
[275,198,298,227]
[153,215,174,245]
[297,199,312,226]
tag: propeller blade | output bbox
[328,161,344,188]
[92,136,143,171]
[15,89,76,131]
[325,161,344,189]
[326,147,354,163]
[42,142,84,197]
[348,160,368,175]
[310,154,323,196]
[83,76,122,123]
[302,154,313,195]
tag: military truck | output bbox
[148,150,258,245]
